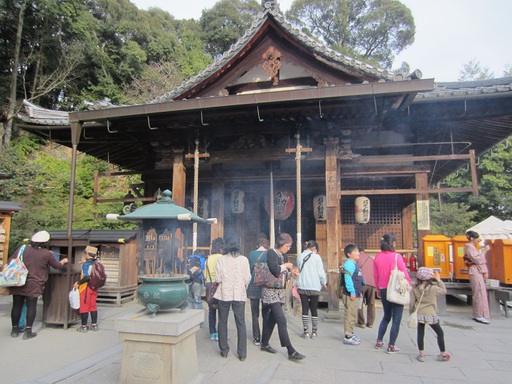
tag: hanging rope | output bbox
[193,138,199,251]
[295,132,302,252]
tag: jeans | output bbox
[218,300,247,358]
[205,282,217,334]
[187,282,203,310]
[377,288,404,345]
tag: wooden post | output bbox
[415,173,430,267]
[402,202,414,264]
[324,138,341,314]
[172,150,186,207]
[210,164,224,241]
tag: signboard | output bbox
[416,200,431,230]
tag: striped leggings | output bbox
[377,289,404,346]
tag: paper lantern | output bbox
[265,191,295,220]
[231,189,245,214]
[198,197,209,219]
[313,195,327,221]
[355,196,370,224]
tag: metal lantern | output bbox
[231,189,245,214]
[355,196,370,224]
[313,195,327,221]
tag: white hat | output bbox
[31,230,50,243]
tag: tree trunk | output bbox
[3,0,28,148]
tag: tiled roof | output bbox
[0,201,21,212]
[47,230,137,243]
[416,77,512,99]
[151,1,396,104]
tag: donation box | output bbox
[452,235,469,281]
[492,239,512,285]
[422,235,450,279]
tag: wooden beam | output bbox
[354,154,471,164]
[470,149,479,196]
[338,187,474,196]
[341,165,430,176]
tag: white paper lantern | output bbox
[355,196,370,224]
[231,189,245,214]
[313,195,327,221]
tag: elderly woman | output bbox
[464,230,491,324]
[213,243,251,361]
[260,233,305,361]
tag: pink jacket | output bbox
[373,251,411,289]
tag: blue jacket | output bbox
[343,258,364,297]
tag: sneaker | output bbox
[23,329,37,340]
[210,333,216,341]
[386,345,400,354]
[253,338,261,346]
[11,327,20,338]
[90,324,99,331]
[375,340,384,349]
[416,355,425,362]
[76,325,89,333]
[300,332,311,339]
[343,336,361,346]
[311,332,317,340]
[475,317,490,324]
[437,354,451,361]
[288,351,306,361]
[352,334,361,342]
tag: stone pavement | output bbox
[1,294,511,384]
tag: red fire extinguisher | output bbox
[410,254,417,272]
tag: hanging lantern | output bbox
[265,190,295,220]
[231,189,245,214]
[355,196,370,224]
[198,197,209,219]
[313,195,327,221]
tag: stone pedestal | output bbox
[115,309,203,384]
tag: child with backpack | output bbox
[342,244,364,346]
[411,267,450,362]
[185,251,206,310]
[74,246,105,333]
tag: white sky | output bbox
[131,0,512,82]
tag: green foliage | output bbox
[286,0,415,68]
[428,198,477,237]
[458,59,494,81]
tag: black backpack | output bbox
[88,260,107,290]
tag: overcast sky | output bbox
[131,0,512,82]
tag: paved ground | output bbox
[1,294,511,384]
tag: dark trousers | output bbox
[357,285,376,326]
[377,288,404,345]
[250,298,262,341]
[300,294,319,317]
[261,302,294,352]
[217,300,247,358]
[11,295,38,328]
[417,322,446,352]
[205,282,218,334]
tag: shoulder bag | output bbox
[204,261,219,308]
[0,245,28,287]
[386,253,411,305]
[406,288,425,328]
[254,251,286,289]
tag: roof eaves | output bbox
[415,77,512,100]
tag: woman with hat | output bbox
[464,230,491,324]
[410,267,450,362]
[9,230,69,339]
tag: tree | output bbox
[200,0,260,58]
[286,0,415,68]
[428,198,477,237]
[504,63,512,77]
[458,59,494,81]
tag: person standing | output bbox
[10,231,68,339]
[374,232,411,354]
[204,237,226,341]
[260,233,305,361]
[213,243,251,361]
[247,237,269,345]
[464,230,491,324]
[357,247,376,328]
[74,246,100,333]
[411,267,451,362]
[342,244,363,346]
[296,240,327,340]
[186,250,206,310]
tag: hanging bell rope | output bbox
[295,132,302,251]
[192,138,199,251]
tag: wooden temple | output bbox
[15,1,512,311]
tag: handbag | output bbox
[69,288,80,309]
[253,253,286,289]
[204,261,219,308]
[0,245,28,287]
[386,253,411,305]
[406,289,425,329]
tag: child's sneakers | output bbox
[311,332,318,340]
[76,325,88,333]
[375,340,384,349]
[437,354,451,362]
[300,332,311,339]
[343,335,361,345]
[386,345,400,354]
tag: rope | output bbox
[295,133,302,251]
[193,138,199,251]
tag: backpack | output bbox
[337,266,352,298]
[185,255,203,284]
[88,260,107,290]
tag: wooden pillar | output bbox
[324,138,341,313]
[415,173,430,267]
[402,202,413,263]
[210,164,224,241]
[172,150,186,207]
